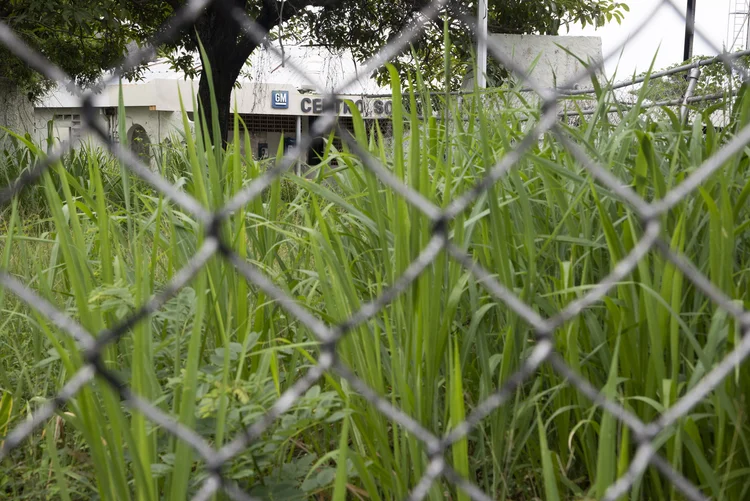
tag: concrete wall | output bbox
[32,109,79,146]
[117,108,186,145]
[31,104,309,165]
[488,34,604,90]
[31,107,187,149]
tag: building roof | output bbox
[143,45,388,93]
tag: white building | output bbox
[33,45,396,161]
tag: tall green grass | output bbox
[0,64,749,501]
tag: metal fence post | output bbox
[681,67,702,124]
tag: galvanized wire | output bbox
[0,0,748,500]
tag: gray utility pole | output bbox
[477,0,488,89]
[684,0,697,61]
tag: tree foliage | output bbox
[0,1,171,99]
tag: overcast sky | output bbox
[565,0,734,79]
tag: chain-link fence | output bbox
[1,1,749,500]
[555,48,750,126]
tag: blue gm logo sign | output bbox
[271,90,289,109]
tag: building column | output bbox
[296,115,302,175]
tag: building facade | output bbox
[31,46,395,162]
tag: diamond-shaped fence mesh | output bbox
[0,0,749,500]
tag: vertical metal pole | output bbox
[680,67,701,124]
[296,115,302,175]
[477,0,488,89]
[684,0,697,61]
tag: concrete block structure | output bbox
[489,34,605,90]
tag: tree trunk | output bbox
[196,56,245,146]
[194,0,256,146]
[0,80,34,138]
[190,0,344,146]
